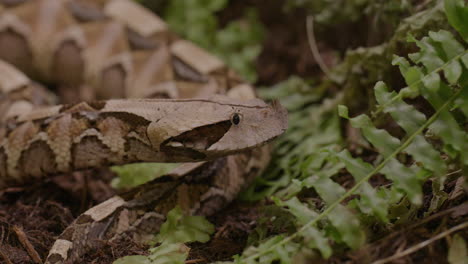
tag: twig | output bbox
[367,202,468,248]
[372,221,468,264]
[306,16,331,78]
[444,169,462,178]
[13,225,43,264]
[213,224,228,239]
[0,248,13,264]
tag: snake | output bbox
[0,0,287,263]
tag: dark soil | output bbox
[218,0,332,85]
[0,170,117,263]
[0,175,262,264]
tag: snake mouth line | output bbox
[161,120,232,159]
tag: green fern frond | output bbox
[163,0,264,82]
[114,207,214,264]
[444,0,468,40]
[227,0,467,262]
[375,82,448,178]
[114,243,189,264]
[238,79,463,264]
[123,1,467,263]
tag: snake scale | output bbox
[0,0,287,263]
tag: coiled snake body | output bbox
[0,0,287,263]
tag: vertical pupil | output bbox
[232,114,240,125]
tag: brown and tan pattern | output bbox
[0,0,287,263]
[0,96,286,187]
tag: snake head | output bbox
[151,96,288,161]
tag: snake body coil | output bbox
[0,0,287,263]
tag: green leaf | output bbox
[375,82,447,178]
[163,0,263,82]
[425,181,448,216]
[381,159,423,204]
[336,150,389,222]
[422,72,441,93]
[454,86,468,117]
[241,236,300,264]
[408,37,444,72]
[444,0,468,40]
[273,197,332,258]
[302,225,332,258]
[303,162,346,204]
[423,84,468,164]
[155,207,215,244]
[114,207,212,264]
[375,82,426,133]
[243,80,341,201]
[346,114,400,157]
[429,30,465,59]
[274,197,318,226]
[328,205,366,250]
[203,0,229,11]
[393,56,424,97]
[462,53,468,69]
[334,152,373,183]
[114,243,189,264]
[444,59,463,84]
[114,255,151,264]
[148,243,189,264]
[406,135,447,178]
[258,77,320,111]
[448,234,468,264]
[112,163,178,188]
[338,105,349,118]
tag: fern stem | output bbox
[243,87,463,262]
[372,50,468,118]
[372,221,468,264]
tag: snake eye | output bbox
[231,113,241,125]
